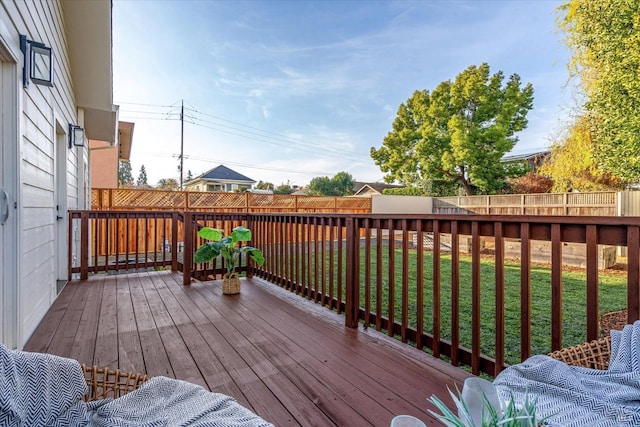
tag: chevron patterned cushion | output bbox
[0,344,88,426]
[0,344,272,426]
[494,321,640,426]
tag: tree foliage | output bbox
[559,0,640,182]
[156,178,180,191]
[538,115,625,192]
[137,165,148,187]
[273,184,294,195]
[307,172,355,196]
[371,63,534,196]
[507,172,554,194]
[118,161,134,188]
[255,181,275,190]
[186,170,193,182]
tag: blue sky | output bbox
[113,0,574,188]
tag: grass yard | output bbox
[350,246,627,366]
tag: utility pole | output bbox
[180,99,184,190]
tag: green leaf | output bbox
[198,227,223,241]
[231,226,252,243]
[194,242,221,263]
[242,247,265,266]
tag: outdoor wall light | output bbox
[68,124,85,148]
[20,35,54,88]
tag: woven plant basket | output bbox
[600,309,627,337]
[81,365,149,402]
[222,272,241,295]
[547,335,611,370]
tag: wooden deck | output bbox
[25,270,470,426]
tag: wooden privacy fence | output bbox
[434,192,620,216]
[91,188,371,213]
[70,210,640,377]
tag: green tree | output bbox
[559,0,640,182]
[156,178,179,191]
[186,170,193,182]
[538,115,624,192]
[371,63,534,196]
[255,181,275,190]
[137,165,148,187]
[118,160,134,188]
[274,184,294,195]
[307,172,354,196]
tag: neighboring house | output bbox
[501,150,550,173]
[0,1,118,349]
[184,165,256,192]
[90,121,134,189]
[352,181,405,197]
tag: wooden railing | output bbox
[71,210,640,377]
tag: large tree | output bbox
[371,63,534,195]
[118,160,134,188]
[307,171,354,196]
[559,0,640,182]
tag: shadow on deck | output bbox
[25,270,470,426]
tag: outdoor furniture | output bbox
[548,335,612,370]
[1,344,273,426]
[81,365,149,401]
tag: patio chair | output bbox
[81,365,149,401]
[548,335,612,370]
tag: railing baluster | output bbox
[416,219,424,350]
[432,219,441,357]
[520,222,531,361]
[364,218,371,328]
[329,217,335,309]
[451,220,460,366]
[376,219,383,331]
[471,221,481,375]
[628,226,640,322]
[388,218,395,337]
[494,221,505,376]
[586,224,599,341]
[321,217,327,306]
[551,223,563,351]
[401,219,409,343]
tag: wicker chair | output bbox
[548,335,612,370]
[81,365,149,402]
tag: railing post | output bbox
[171,212,179,272]
[183,211,193,286]
[80,211,89,280]
[246,213,254,278]
[345,217,359,328]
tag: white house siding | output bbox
[1,0,86,346]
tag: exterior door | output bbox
[0,41,18,348]
[55,122,68,291]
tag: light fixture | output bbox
[68,124,85,148]
[20,35,54,88]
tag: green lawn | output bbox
[332,246,627,366]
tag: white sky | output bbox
[113,0,575,188]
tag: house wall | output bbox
[1,0,86,347]
[89,140,118,188]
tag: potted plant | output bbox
[194,225,265,294]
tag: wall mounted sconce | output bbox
[20,35,54,88]
[68,124,85,148]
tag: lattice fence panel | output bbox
[110,189,186,210]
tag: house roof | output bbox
[352,181,404,195]
[198,165,255,183]
[501,150,550,163]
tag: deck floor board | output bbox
[24,270,471,426]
